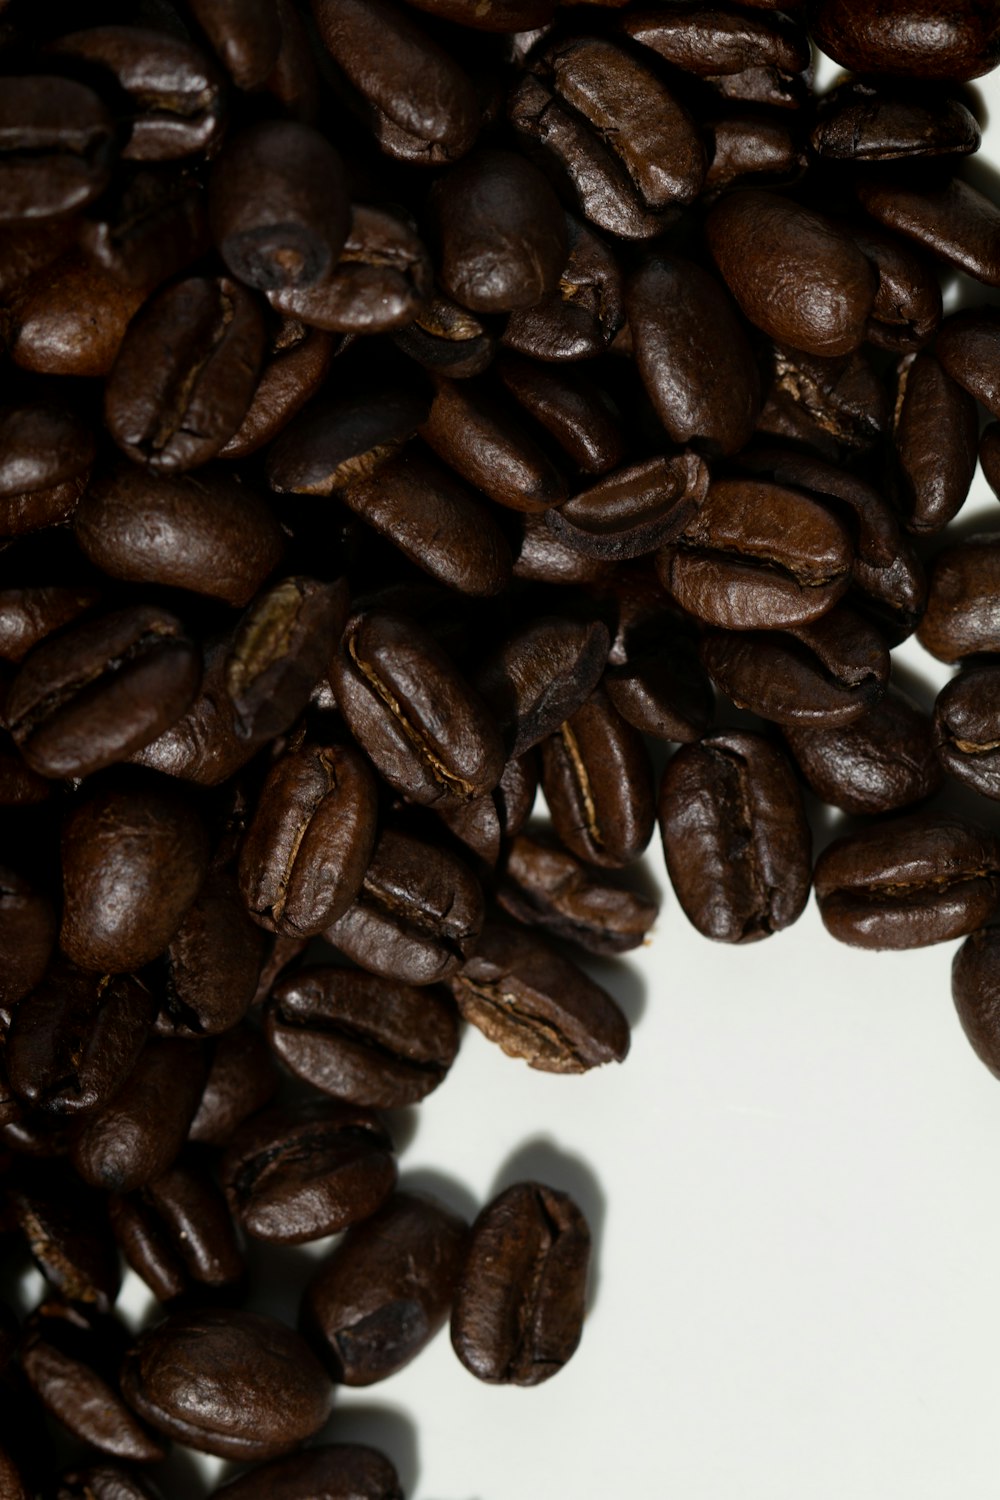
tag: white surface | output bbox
[110,50,1000,1500]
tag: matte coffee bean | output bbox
[815,813,1000,949]
[0,402,95,536]
[786,688,941,815]
[451,1182,590,1385]
[449,920,629,1072]
[625,4,810,78]
[225,576,348,742]
[497,833,658,955]
[209,1444,403,1500]
[209,122,349,291]
[857,177,1000,287]
[326,826,484,986]
[110,1157,243,1302]
[659,730,811,942]
[762,342,890,455]
[952,927,1000,1079]
[60,773,211,973]
[239,741,378,936]
[267,966,459,1107]
[218,321,335,459]
[540,687,655,868]
[221,1099,396,1243]
[187,1025,278,1148]
[891,352,979,533]
[808,0,1000,81]
[8,1165,121,1310]
[934,666,1000,800]
[706,191,877,356]
[0,77,114,224]
[304,1192,466,1384]
[474,616,611,758]
[120,1308,333,1460]
[918,535,1000,662]
[105,276,268,473]
[546,452,710,562]
[155,873,265,1036]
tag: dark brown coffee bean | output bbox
[701,606,890,727]
[659,730,811,942]
[403,0,552,23]
[627,255,760,457]
[656,478,853,630]
[547,452,710,562]
[210,122,349,291]
[79,167,210,295]
[51,1465,163,1500]
[935,307,1000,416]
[0,584,101,663]
[120,1308,333,1460]
[786,687,941,815]
[129,635,257,787]
[154,872,265,1036]
[605,629,715,743]
[812,79,981,160]
[8,1165,121,1310]
[393,289,495,379]
[219,321,335,459]
[110,1156,243,1302]
[0,77,114,224]
[6,606,201,780]
[8,250,153,378]
[449,920,629,1072]
[70,1038,208,1193]
[75,465,284,607]
[225,576,348,742]
[514,513,618,586]
[0,402,95,536]
[267,966,458,1108]
[952,926,1000,1079]
[21,1303,165,1463]
[312,0,479,164]
[303,1192,466,1384]
[497,833,658,955]
[759,342,890,455]
[496,355,624,475]
[981,422,1000,498]
[0,868,55,1018]
[918,535,1000,662]
[105,276,268,472]
[188,1024,278,1148]
[891,351,979,533]
[474,616,610,759]
[48,27,227,160]
[540,687,655,868]
[326,826,484,986]
[451,1181,590,1385]
[267,387,427,496]
[934,666,1000,800]
[849,222,942,353]
[221,1099,396,1243]
[239,741,378,937]
[187,0,282,88]
[706,190,877,356]
[501,212,624,362]
[702,109,806,194]
[809,0,1000,81]
[60,773,211,973]
[420,376,567,513]
[7,964,154,1118]
[209,1444,403,1500]
[815,813,1000,949]
[857,177,1000,287]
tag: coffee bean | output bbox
[225,575,348,742]
[890,352,979,533]
[497,832,658,954]
[0,867,55,1018]
[849,222,942,352]
[187,1024,278,1149]
[541,687,655,868]
[786,687,942,815]
[110,1156,243,1302]
[935,307,1000,415]
[546,452,710,561]
[857,177,1000,286]
[934,665,1000,800]
[208,1444,403,1500]
[218,320,335,459]
[187,0,282,89]
[474,615,610,758]
[918,534,1000,662]
[809,0,1000,81]
[0,401,95,536]
[952,926,1000,1078]
[420,375,567,513]
[8,1164,121,1310]
[154,872,266,1036]
[0,77,115,224]
[501,211,624,361]
[812,78,981,159]
[51,1465,162,1500]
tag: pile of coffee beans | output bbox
[1,0,1000,1494]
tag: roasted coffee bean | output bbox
[605,628,715,743]
[449,920,629,1071]
[514,513,618,586]
[334,610,505,806]
[239,741,378,937]
[0,401,95,536]
[155,873,265,1036]
[918,535,1000,662]
[501,212,624,361]
[48,27,227,161]
[267,966,458,1108]
[303,1192,466,1384]
[474,616,610,758]
[7,964,154,1117]
[786,687,941,815]
[496,354,624,474]
[703,109,806,193]
[75,465,284,607]
[811,79,981,159]
[210,122,349,291]
[857,176,1000,287]
[219,321,335,459]
[188,1024,278,1148]
[546,452,710,562]
[659,730,811,942]
[70,1037,208,1192]
[935,307,1000,416]
[430,148,566,313]
[624,4,810,80]
[0,77,114,224]
[849,222,942,353]
[701,606,890,727]
[0,867,55,1017]
[393,289,495,379]
[656,478,853,630]
[221,1099,396,1243]
[110,1156,243,1302]
[952,926,1000,1078]
[60,773,211,973]
[268,205,432,333]
[6,605,201,780]
[78,167,210,291]
[21,1302,165,1463]
[267,387,427,496]
[815,813,1000,949]
[540,687,655,868]
[186,0,282,88]
[130,635,259,787]
[809,0,1000,81]
[105,276,268,472]
[51,1465,163,1500]
[706,191,877,356]
[225,576,348,742]
[0,584,101,663]
[209,1444,403,1500]
[891,352,979,533]
[8,1165,121,1310]
[326,826,484,985]
[760,342,890,455]
[8,250,153,378]
[981,422,1000,498]
[451,1181,590,1385]
[0,1445,26,1500]
[420,376,567,513]
[934,665,1000,799]
[497,833,658,955]
[627,255,760,457]
[120,1308,333,1460]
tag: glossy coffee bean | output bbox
[225,575,348,742]
[50,1466,162,1500]
[856,177,1000,287]
[850,222,942,353]
[9,250,152,378]
[110,1157,243,1303]
[757,341,889,456]
[918,535,1000,662]
[934,666,1000,800]
[0,867,55,1017]
[952,927,1000,1079]
[0,583,101,663]
[221,1099,396,1244]
[786,688,942,815]
[808,0,1000,81]
[501,212,624,362]
[304,1192,466,1384]
[393,289,495,379]
[78,165,210,290]
[541,687,655,868]
[0,401,95,536]
[209,1444,403,1500]
[497,833,658,955]
[659,730,811,943]
[120,1308,333,1461]
[497,354,624,474]
[187,1025,279,1148]
[935,308,1000,417]
[891,352,979,533]
[0,77,114,224]
[451,1181,590,1385]
[474,616,610,759]
[219,320,335,459]
[546,452,710,562]
[154,873,265,1037]
[267,966,458,1108]
[703,109,806,194]
[267,386,427,496]
[420,376,567,514]
[449,920,629,1073]
[815,813,1000,949]
[811,79,981,160]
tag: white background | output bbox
[26,47,1000,1500]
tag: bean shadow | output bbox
[152,1443,214,1499]
[488,1138,607,1314]
[397,1168,479,1225]
[573,948,648,1030]
[318,1400,419,1497]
